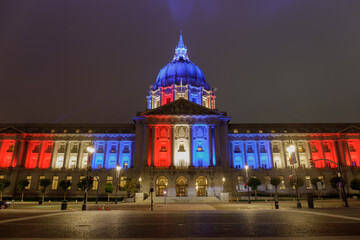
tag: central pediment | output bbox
[140,98,225,116]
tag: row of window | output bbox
[21,175,127,191]
[236,175,325,190]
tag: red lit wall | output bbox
[0,140,15,168]
[38,141,53,169]
[147,127,152,166]
[154,125,171,167]
[160,86,174,106]
[346,140,360,167]
[322,141,338,168]
[25,141,41,169]
[309,141,324,168]
[211,95,215,109]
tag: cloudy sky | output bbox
[1,0,359,124]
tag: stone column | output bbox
[189,125,193,167]
[171,125,175,167]
[243,142,247,166]
[214,125,221,166]
[344,140,352,166]
[143,126,150,166]
[306,141,312,167]
[151,126,155,167]
[208,125,214,167]
[294,141,301,168]
[62,141,71,169]
[35,141,43,169]
[281,141,288,168]
[51,141,57,169]
[255,142,260,169]
[76,141,84,169]
[10,140,20,168]
[320,141,326,167]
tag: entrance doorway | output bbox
[156,176,168,196]
[176,176,188,197]
[196,176,208,196]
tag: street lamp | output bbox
[164,190,167,204]
[287,145,302,209]
[82,144,94,211]
[245,165,251,204]
[222,177,226,193]
[139,177,142,192]
[115,165,121,204]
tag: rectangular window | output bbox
[298,144,305,153]
[305,176,311,189]
[279,176,285,190]
[311,144,318,153]
[92,176,99,190]
[318,176,325,188]
[58,143,66,153]
[78,176,85,190]
[38,176,45,190]
[272,144,280,153]
[234,145,240,153]
[237,176,244,191]
[120,176,127,188]
[265,176,271,190]
[259,145,267,153]
[66,176,72,190]
[70,144,79,153]
[106,176,113,184]
[52,176,59,190]
[25,176,32,190]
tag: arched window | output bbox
[196,176,208,197]
[156,176,168,196]
[176,176,188,197]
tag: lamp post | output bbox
[82,144,94,211]
[287,145,302,208]
[222,177,226,193]
[245,165,251,204]
[115,165,121,204]
[164,190,167,204]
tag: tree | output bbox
[248,177,261,200]
[270,177,281,196]
[329,176,342,199]
[0,179,10,201]
[105,183,114,202]
[330,176,341,189]
[59,180,71,200]
[350,178,360,193]
[120,178,138,197]
[17,179,29,203]
[77,178,93,191]
[39,179,52,202]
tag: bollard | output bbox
[307,193,314,209]
[274,195,279,209]
[61,200,67,210]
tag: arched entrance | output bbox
[156,176,168,196]
[176,176,188,197]
[196,176,208,196]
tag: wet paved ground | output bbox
[0,206,359,239]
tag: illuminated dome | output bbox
[153,32,210,91]
[147,31,216,110]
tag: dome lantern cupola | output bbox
[147,31,216,110]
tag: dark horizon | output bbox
[1,0,360,124]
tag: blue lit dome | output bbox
[153,32,211,91]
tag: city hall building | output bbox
[1,33,360,201]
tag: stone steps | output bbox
[139,196,223,203]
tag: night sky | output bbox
[1,0,360,124]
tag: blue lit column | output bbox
[189,125,193,167]
[209,125,213,167]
